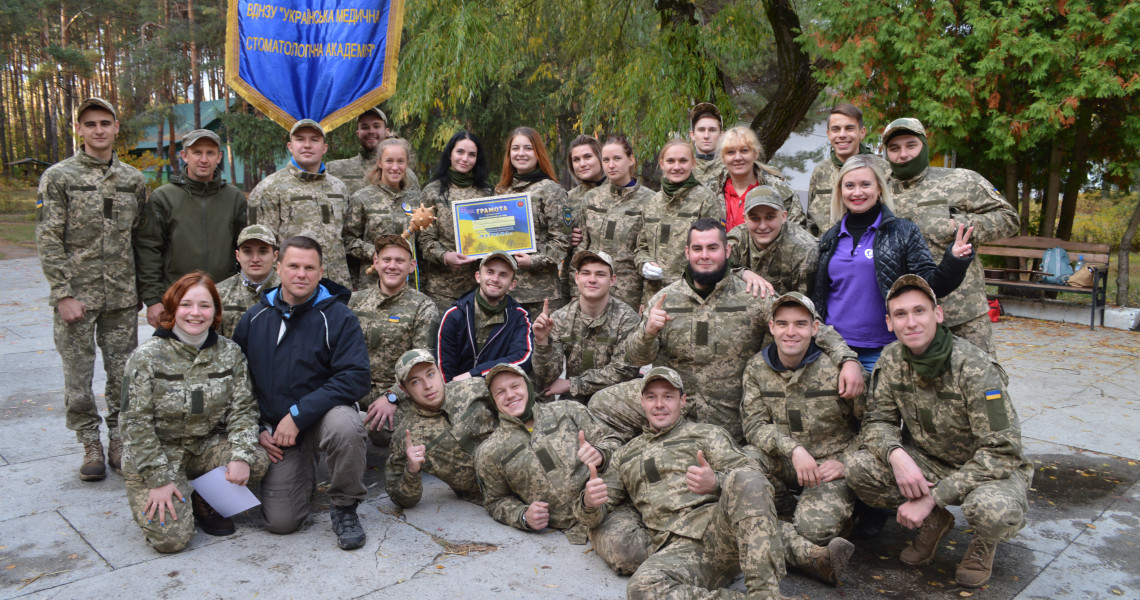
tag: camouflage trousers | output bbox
[627,469,786,600]
[747,447,856,569]
[589,503,652,576]
[846,447,1029,543]
[53,306,138,443]
[951,314,997,359]
[124,434,269,553]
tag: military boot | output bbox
[192,491,235,536]
[107,438,123,474]
[955,536,997,588]
[79,440,106,481]
[330,502,366,550]
[806,537,855,585]
[900,505,954,566]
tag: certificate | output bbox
[451,193,537,258]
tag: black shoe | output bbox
[851,499,891,540]
[330,502,366,550]
[192,491,235,536]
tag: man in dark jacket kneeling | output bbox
[233,236,371,550]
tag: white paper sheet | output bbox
[189,466,261,518]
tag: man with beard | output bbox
[624,219,864,445]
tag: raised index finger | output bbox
[542,299,549,316]
[405,429,413,449]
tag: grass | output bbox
[1053,251,1140,308]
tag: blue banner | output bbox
[225,0,405,131]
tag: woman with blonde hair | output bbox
[812,155,975,370]
[717,126,802,231]
[344,138,421,289]
[494,126,572,318]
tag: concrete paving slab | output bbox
[0,512,111,597]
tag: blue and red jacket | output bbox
[436,289,533,381]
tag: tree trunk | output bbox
[1056,103,1093,241]
[168,110,179,176]
[60,3,75,158]
[1019,161,1031,236]
[0,95,10,177]
[42,77,58,163]
[1116,193,1140,307]
[156,116,165,183]
[1040,142,1063,238]
[748,0,831,159]
[189,0,202,128]
[15,50,31,159]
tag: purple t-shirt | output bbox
[825,213,897,348]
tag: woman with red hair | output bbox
[119,271,268,552]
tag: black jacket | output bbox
[812,204,972,322]
[233,278,370,431]
[436,289,533,382]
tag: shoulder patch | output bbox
[984,389,1002,401]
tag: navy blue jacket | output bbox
[436,289,533,382]
[233,278,370,431]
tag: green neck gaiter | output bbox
[519,381,537,423]
[662,173,700,196]
[903,324,953,378]
[449,168,475,188]
[888,136,930,180]
[831,142,875,168]
[476,291,508,315]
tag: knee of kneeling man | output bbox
[963,503,1024,537]
[262,513,303,535]
[148,535,190,554]
[724,468,773,498]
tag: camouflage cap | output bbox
[881,118,927,144]
[360,107,388,125]
[771,292,820,321]
[183,128,221,149]
[479,250,518,272]
[743,185,786,215]
[484,363,529,390]
[640,366,684,395]
[373,234,413,256]
[76,97,116,120]
[236,224,278,248]
[289,118,326,138]
[395,349,437,383]
[689,102,723,128]
[571,249,614,272]
[887,273,937,305]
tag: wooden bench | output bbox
[979,236,1110,330]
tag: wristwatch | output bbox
[386,392,399,404]
[521,512,528,528]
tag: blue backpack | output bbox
[1040,247,1074,285]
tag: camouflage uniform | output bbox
[693,155,727,191]
[343,182,421,290]
[246,162,351,287]
[741,345,864,548]
[120,333,268,552]
[713,163,805,232]
[625,275,857,444]
[474,399,643,574]
[848,336,1033,544]
[349,283,440,406]
[562,181,598,299]
[889,167,1019,355]
[532,296,640,404]
[418,180,495,310]
[215,270,279,338]
[500,178,573,311]
[36,148,147,443]
[575,418,786,600]
[326,149,421,197]
[385,377,497,508]
[806,152,889,237]
[634,184,724,307]
[581,181,653,307]
[727,220,819,295]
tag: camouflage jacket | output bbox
[418,180,495,301]
[349,283,440,405]
[246,162,351,287]
[863,336,1034,508]
[532,296,640,403]
[343,182,421,263]
[713,162,805,231]
[216,270,280,338]
[474,400,622,542]
[581,181,653,308]
[634,184,724,300]
[806,152,890,237]
[741,344,863,462]
[693,155,727,191]
[625,274,856,443]
[576,418,759,549]
[586,379,649,443]
[120,332,262,489]
[727,220,819,295]
[36,149,147,310]
[327,150,421,198]
[889,166,1019,326]
[385,377,498,508]
[500,178,573,304]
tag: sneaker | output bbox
[900,505,954,566]
[192,491,235,536]
[80,440,106,481]
[330,502,366,550]
[955,536,997,588]
[808,537,855,585]
[107,438,123,474]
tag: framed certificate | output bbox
[451,193,537,258]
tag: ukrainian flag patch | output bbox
[388,315,400,323]
[985,389,1002,401]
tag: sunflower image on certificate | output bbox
[451,193,538,258]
